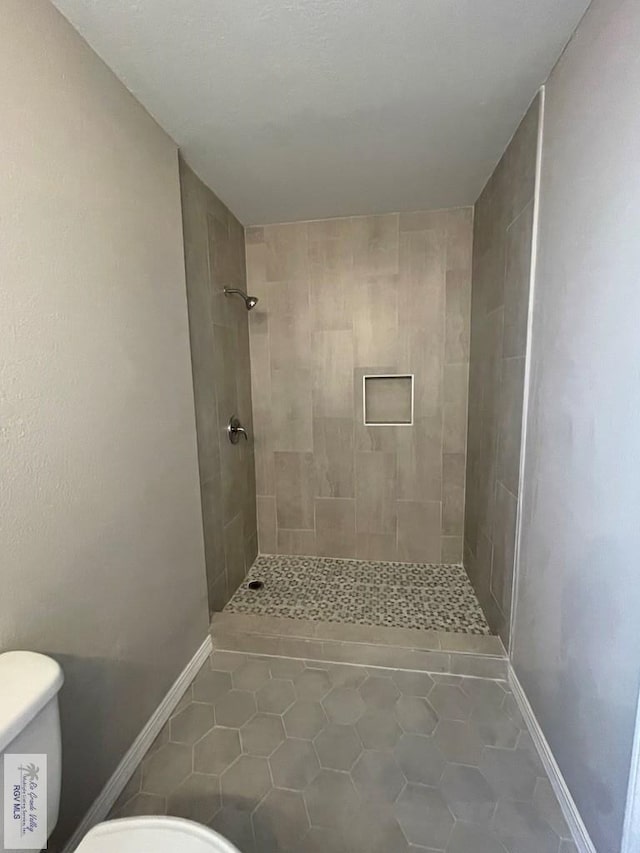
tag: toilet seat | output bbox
[75,816,241,853]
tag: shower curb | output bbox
[211,613,508,680]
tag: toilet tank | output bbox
[0,652,64,853]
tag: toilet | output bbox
[0,652,240,853]
[75,817,241,853]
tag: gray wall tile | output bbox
[244,531,258,571]
[503,201,534,359]
[497,356,526,496]
[400,326,443,420]
[315,498,357,558]
[355,452,397,534]
[314,418,355,498]
[308,221,354,331]
[312,330,354,417]
[400,209,447,233]
[441,536,463,563]
[443,363,468,455]
[275,452,315,529]
[224,513,246,595]
[264,221,308,281]
[397,415,442,502]
[271,367,313,451]
[356,532,397,562]
[397,501,442,563]
[248,320,274,495]
[442,453,466,536]
[446,207,474,273]
[180,160,257,613]
[353,279,399,367]
[247,211,472,562]
[491,483,517,622]
[463,97,539,643]
[445,270,471,364]
[351,214,399,276]
[277,528,317,556]
[257,495,277,554]
[269,281,312,371]
[398,228,446,330]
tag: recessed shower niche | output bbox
[363,374,414,426]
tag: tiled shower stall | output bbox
[181,99,538,648]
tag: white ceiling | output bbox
[52,0,589,225]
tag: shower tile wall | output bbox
[180,159,257,614]
[246,209,473,563]
[464,96,540,642]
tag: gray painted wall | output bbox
[0,1,209,845]
[512,1,640,850]
[179,160,258,612]
[464,97,539,644]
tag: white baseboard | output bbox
[508,664,596,853]
[62,634,213,853]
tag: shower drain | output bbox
[247,580,264,591]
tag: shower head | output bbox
[224,287,259,311]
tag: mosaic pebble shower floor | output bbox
[225,555,491,635]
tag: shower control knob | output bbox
[227,415,249,444]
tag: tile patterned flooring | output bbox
[225,555,491,635]
[110,650,576,853]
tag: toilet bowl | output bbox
[0,652,240,853]
[75,816,240,853]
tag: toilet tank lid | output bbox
[0,652,64,752]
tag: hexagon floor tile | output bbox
[109,650,573,853]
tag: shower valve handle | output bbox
[228,415,249,444]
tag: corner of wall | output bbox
[508,84,545,659]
